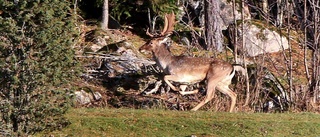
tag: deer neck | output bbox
[152,44,174,72]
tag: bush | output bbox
[0,0,80,136]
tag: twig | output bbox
[144,80,163,95]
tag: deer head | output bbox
[139,12,176,53]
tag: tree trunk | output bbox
[276,0,284,26]
[101,0,109,30]
[204,0,223,52]
[311,0,320,104]
[262,0,268,14]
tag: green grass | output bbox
[37,108,320,137]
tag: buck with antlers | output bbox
[139,13,247,112]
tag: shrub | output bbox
[0,0,80,136]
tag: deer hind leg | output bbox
[216,83,237,112]
[191,74,224,111]
[191,63,233,111]
[190,80,217,111]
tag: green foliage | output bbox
[149,0,179,15]
[0,0,80,136]
[109,0,134,21]
[109,0,179,23]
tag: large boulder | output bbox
[239,23,289,57]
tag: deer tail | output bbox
[232,64,247,77]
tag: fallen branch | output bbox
[77,50,156,77]
[143,80,163,95]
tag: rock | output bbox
[239,23,289,57]
[100,46,156,77]
[75,90,102,105]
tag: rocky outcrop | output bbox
[239,23,289,57]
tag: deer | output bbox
[139,12,247,112]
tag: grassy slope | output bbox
[38,108,320,137]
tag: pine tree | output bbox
[0,0,80,135]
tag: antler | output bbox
[146,12,176,37]
[146,28,155,37]
[160,12,176,36]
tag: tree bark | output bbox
[311,0,320,103]
[101,0,109,30]
[262,0,268,14]
[204,0,223,52]
[276,0,284,26]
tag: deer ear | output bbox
[159,37,169,45]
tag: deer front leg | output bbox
[164,75,180,91]
[164,75,199,95]
[179,85,199,95]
